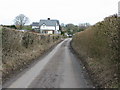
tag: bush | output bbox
[72,15,120,88]
[2,27,61,82]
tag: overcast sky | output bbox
[0,0,119,25]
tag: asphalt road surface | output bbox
[4,38,93,88]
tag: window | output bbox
[43,23,46,28]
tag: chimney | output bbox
[48,18,50,20]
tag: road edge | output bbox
[69,40,98,88]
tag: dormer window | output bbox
[43,23,46,28]
[43,23,46,26]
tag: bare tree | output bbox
[14,14,29,29]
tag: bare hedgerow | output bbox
[72,15,120,88]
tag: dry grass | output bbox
[72,15,120,88]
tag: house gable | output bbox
[39,20,60,28]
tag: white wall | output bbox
[41,26,55,30]
[56,25,59,30]
[48,31,53,34]
[32,26,39,29]
[40,24,60,34]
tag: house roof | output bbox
[31,22,39,26]
[39,20,60,26]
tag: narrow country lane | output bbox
[3,38,93,88]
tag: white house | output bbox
[32,18,61,34]
[31,22,39,29]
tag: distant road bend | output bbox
[4,38,93,88]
